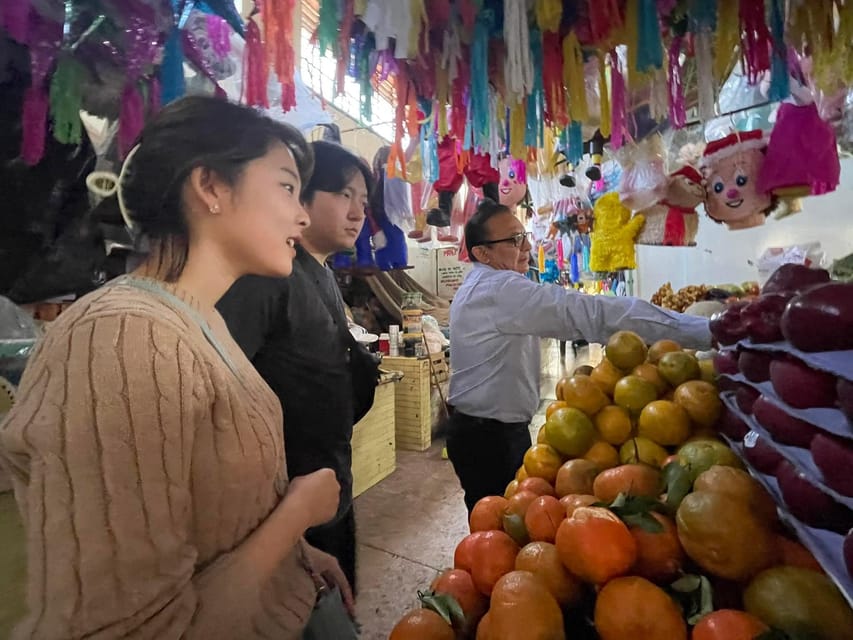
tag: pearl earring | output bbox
[209,203,221,214]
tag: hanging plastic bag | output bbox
[384,175,415,232]
[616,135,668,211]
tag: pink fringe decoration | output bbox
[148,76,161,116]
[739,0,772,84]
[119,83,144,158]
[609,51,628,150]
[667,35,686,128]
[206,15,231,58]
[1,0,30,43]
[21,86,48,166]
[336,0,354,96]
[657,0,678,17]
[243,17,269,107]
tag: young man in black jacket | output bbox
[217,141,374,592]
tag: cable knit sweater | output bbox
[0,279,317,639]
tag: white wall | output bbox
[635,158,853,299]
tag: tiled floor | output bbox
[354,339,603,639]
[0,339,603,639]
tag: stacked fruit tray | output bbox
[708,263,853,608]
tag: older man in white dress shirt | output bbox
[446,199,712,513]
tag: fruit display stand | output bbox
[382,354,446,451]
[351,374,399,498]
[390,329,853,639]
[716,340,853,607]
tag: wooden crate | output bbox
[351,380,396,497]
[382,355,435,451]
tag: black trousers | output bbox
[445,410,532,514]
[305,504,358,595]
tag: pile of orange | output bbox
[387,330,853,640]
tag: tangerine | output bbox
[517,477,557,497]
[637,400,692,446]
[470,495,509,533]
[592,464,662,503]
[523,444,563,484]
[648,339,682,364]
[554,459,599,497]
[677,439,744,482]
[455,532,486,572]
[524,495,565,543]
[583,440,620,470]
[555,376,610,417]
[544,408,596,456]
[559,493,598,517]
[515,542,583,607]
[555,506,637,584]
[590,358,625,396]
[469,530,520,595]
[692,610,768,640]
[619,436,669,467]
[594,405,633,445]
[606,331,649,371]
[536,426,549,444]
[593,576,687,640]
[774,535,822,573]
[613,375,658,414]
[475,613,493,640]
[629,512,685,583]
[505,490,539,520]
[658,351,701,387]
[487,570,566,640]
[515,465,529,482]
[632,363,669,396]
[545,400,569,420]
[389,608,456,640]
[504,479,519,499]
[430,569,489,633]
[673,380,723,428]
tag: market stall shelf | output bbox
[382,356,439,451]
[721,426,853,610]
[352,378,397,498]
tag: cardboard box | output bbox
[407,241,473,299]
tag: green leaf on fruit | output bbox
[418,590,465,627]
[662,461,693,514]
[667,574,714,625]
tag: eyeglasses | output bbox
[477,231,532,249]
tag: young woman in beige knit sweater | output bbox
[0,96,348,639]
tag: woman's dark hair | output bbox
[464,198,512,262]
[301,140,374,204]
[120,95,314,280]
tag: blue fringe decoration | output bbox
[525,28,545,149]
[768,0,790,102]
[470,11,493,150]
[159,27,186,105]
[567,120,583,165]
[636,0,663,72]
[688,0,717,32]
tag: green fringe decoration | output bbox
[318,0,339,57]
[50,56,86,145]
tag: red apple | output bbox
[735,383,761,415]
[811,433,853,497]
[780,282,853,352]
[743,430,784,475]
[776,460,853,533]
[714,349,741,376]
[709,301,751,346]
[753,395,818,448]
[717,376,739,394]
[762,263,830,295]
[738,349,775,383]
[742,294,792,343]
[770,358,838,409]
[718,406,750,441]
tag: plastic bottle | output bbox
[401,292,424,357]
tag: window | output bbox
[300,0,397,141]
